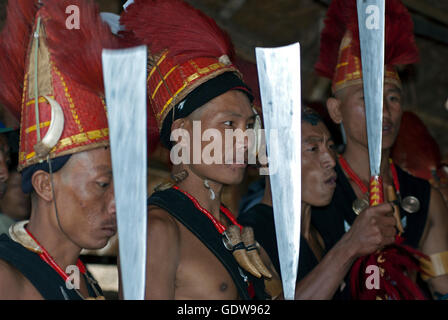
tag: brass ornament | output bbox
[352,197,369,215]
[401,196,420,214]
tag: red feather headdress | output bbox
[391,111,442,182]
[315,0,419,92]
[42,0,120,96]
[0,0,120,170]
[0,0,39,120]
[120,0,244,132]
[121,0,235,66]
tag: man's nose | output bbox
[321,147,336,170]
[383,96,392,118]
[108,186,116,217]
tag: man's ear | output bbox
[326,97,343,124]
[171,118,188,132]
[31,170,53,202]
[170,118,192,148]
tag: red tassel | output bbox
[349,237,428,300]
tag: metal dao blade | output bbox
[102,45,147,300]
[357,0,385,178]
[256,43,301,300]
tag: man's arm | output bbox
[0,259,43,300]
[294,203,396,299]
[419,187,448,298]
[0,259,19,299]
[144,206,180,299]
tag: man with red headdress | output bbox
[120,0,280,300]
[313,0,448,299]
[0,0,119,299]
[392,111,448,200]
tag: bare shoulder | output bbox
[419,187,448,253]
[144,205,181,299]
[146,205,181,258]
[147,205,180,238]
[427,187,448,226]
[0,258,38,299]
[421,188,447,237]
[0,259,18,290]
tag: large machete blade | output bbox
[256,43,302,300]
[102,45,147,300]
[357,0,385,205]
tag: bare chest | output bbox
[174,223,240,300]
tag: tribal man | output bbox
[313,0,448,299]
[121,0,280,300]
[0,0,119,299]
[239,107,397,299]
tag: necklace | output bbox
[338,155,420,214]
[13,223,104,300]
[339,155,398,215]
[172,185,242,233]
[172,186,255,298]
[339,155,400,193]
[24,228,86,282]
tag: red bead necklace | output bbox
[172,185,242,233]
[25,227,86,282]
[338,155,401,196]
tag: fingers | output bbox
[380,225,396,239]
[364,202,395,217]
[375,214,397,227]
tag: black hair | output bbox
[302,106,323,126]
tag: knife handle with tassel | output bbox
[369,175,384,206]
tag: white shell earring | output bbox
[203,179,216,200]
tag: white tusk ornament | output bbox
[33,95,65,158]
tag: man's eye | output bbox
[387,95,401,103]
[97,181,110,188]
[223,121,233,127]
[307,146,318,152]
[246,122,255,129]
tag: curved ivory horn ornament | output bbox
[226,225,261,278]
[33,96,65,158]
[253,109,262,156]
[242,227,272,279]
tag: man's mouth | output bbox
[324,173,337,187]
[101,224,117,236]
[382,121,393,134]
